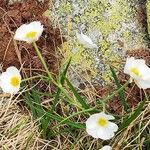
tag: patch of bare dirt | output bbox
[0,0,64,78]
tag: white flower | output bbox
[124,57,150,89]
[76,32,98,49]
[100,145,112,150]
[0,66,21,94]
[14,21,43,43]
[86,112,118,140]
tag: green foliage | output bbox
[119,100,145,131]
[51,57,72,112]
[65,77,90,110]
[110,66,129,111]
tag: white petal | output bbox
[0,72,11,87]
[0,73,19,94]
[107,122,118,132]
[6,66,20,75]
[86,127,99,138]
[9,86,20,94]
[14,21,43,43]
[124,57,135,74]
[100,145,112,150]
[139,65,150,80]
[124,57,146,76]
[0,66,21,94]
[133,59,146,66]
[0,77,12,93]
[76,32,98,49]
[14,24,29,41]
[85,112,117,140]
[136,79,150,89]
[30,21,43,40]
[1,85,20,95]
[123,57,150,85]
[98,112,115,120]
[86,114,99,129]
[97,127,115,140]
[80,32,94,45]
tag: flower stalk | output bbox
[33,42,53,81]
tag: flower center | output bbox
[26,31,37,38]
[130,67,141,76]
[97,118,108,127]
[10,76,20,87]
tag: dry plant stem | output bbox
[0,95,13,122]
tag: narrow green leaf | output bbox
[24,92,37,119]
[31,90,48,133]
[31,90,45,117]
[46,111,85,129]
[119,100,145,131]
[30,104,85,129]
[110,66,129,111]
[51,57,72,112]
[53,107,95,129]
[65,77,90,109]
[42,58,72,137]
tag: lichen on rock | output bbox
[48,0,149,86]
[146,0,150,35]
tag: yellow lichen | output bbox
[49,0,147,84]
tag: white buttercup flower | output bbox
[0,66,21,95]
[124,57,150,89]
[86,112,118,140]
[14,21,43,43]
[76,32,98,49]
[100,145,112,150]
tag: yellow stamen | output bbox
[97,118,108,127]
[130,67,141,76]
[10,76,20,87]
[26,31,37,38]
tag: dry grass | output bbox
[0,85,149,149]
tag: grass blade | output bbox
[25,92,37,119]
[29,104,85,129]
[51,57,72,112]
[119,100,145,131]
[53,107,95,129]
[110,66,129,111]
[31,89,45,117]
[65,77,90,109]
[42,58,72,137]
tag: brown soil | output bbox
[0,0,64,78]
[127,47,150,65]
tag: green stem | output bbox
[33,42,53,80]
[32,42,81,109]
[53,107,96,129]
